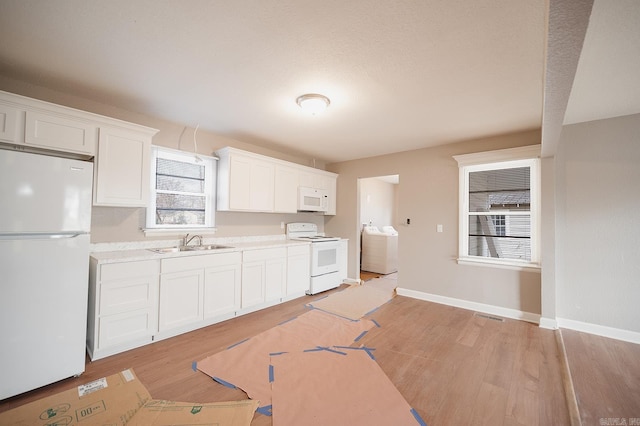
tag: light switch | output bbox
[437,224,443,233]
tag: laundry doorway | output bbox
[357,175,399,281]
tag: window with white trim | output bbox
[146,146,216,229]
[454,145,540,270]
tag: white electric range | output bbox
[286,223,343,294]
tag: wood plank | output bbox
[1,293,577,425]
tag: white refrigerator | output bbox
[0,149,93,400]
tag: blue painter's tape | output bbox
[365,306,381,316]
[269,351,288,356]
[277,316,297,326]
[227,337,250,350]
[371,319,381,328]
[213,376,237,389]
[303,346,325,353]
[324,347,347,356]
[410,408,427,425]
[191,361,197,371]
[269,364,274,383]
[334,345,377,360]
[256,405,272,416]
[354,330,368,342]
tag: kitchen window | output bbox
[146,147,216,230]
[454,145,540,271]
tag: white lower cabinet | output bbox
[87,258,159,361]
[286,245,310,298]
[241,247,287,312]
[157,251,242,339]
[88,244,309,359]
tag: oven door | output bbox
[310,240,341,276]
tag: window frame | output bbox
[145,146,217,232]
[454,145,541,271]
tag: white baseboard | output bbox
[539,317,558,330]
[557,317,640,345]
[396,287,540,324]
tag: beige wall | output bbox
[326,130,542,314]
[0,77,328,243]
[555,113,640,332]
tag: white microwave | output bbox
[298,186,329,212]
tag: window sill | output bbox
[457,257,541,273]
[142,227,217,237]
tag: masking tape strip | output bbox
[410,408,428,425]
[256,405,272,416]
[227,337,250,350]
[269,365,274,383]
[269,351,288,356]
[277,316,298,326]
[212,376,237,389]
[354,330,368,342]
[334,345,377,360]
[191,361,197,371]
[371,319,381,328]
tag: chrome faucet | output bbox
[183,233,203,247]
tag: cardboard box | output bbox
[128,399,259,425]
[0,369,151,425]
[0,368,259,426]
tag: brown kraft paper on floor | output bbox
[196,309,376,413]
[269,347,424,425]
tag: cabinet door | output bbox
[204,263,241,318]
[241,261,265,308]
[94,127,151,207]
[251,160,275,211]
[98,310,156,350]
[228,154,275,212]
[25,111,96,155]
[0,104,19,144]
[274,165,299,213]
[265,257,286,302]
[228,155,252,209]
[287,247,310,296]
[159,270,203,331]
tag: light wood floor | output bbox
[561,329,640,425]
[2,287,634,425]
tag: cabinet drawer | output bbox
[161,251,240,273]
[99,277,156,315]
[100,260,159,281]
[98,309,155,349]
[25,111,97,155]
[243,247,287,262]
[287,244,310,257]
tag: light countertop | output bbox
[90,238,312,264]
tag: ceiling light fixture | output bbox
[296,93,330,115]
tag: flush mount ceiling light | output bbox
[296,93,330,115]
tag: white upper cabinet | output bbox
[216,147,338,215]
[218,148,275,212]
[93,127,152,207]
[25,111,97,156]
[0,90,158,208]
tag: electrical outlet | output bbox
[406,218,410,225]
[280,221,285,229]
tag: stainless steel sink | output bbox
[149,244,233,253]
[180,244,233,251]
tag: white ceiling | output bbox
[564,0,640,125]
[0,1,636,164]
